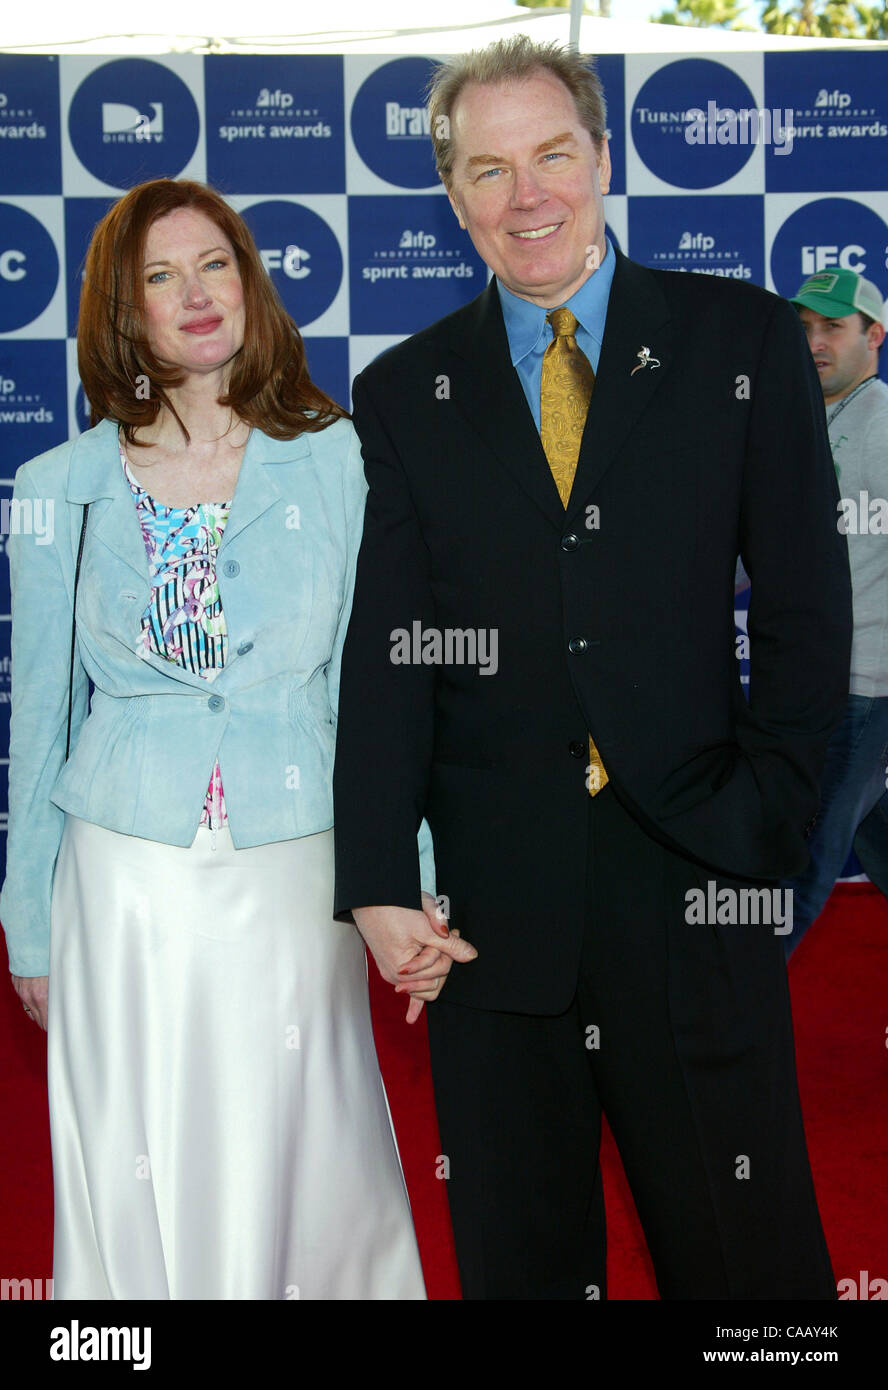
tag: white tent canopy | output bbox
[2,0,882,54]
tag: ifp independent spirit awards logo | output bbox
[205,56,344,193]
[764,51,888,191]
[348,194,485,334]
[629,195,763,284]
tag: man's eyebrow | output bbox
[464,132,577,170]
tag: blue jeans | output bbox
[782,694,888,959]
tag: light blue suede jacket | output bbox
[0,415,435,976]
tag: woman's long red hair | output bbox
[77,178,348,444]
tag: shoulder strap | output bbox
[66,502,90,762]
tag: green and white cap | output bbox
[791,269,884,325]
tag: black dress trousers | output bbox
[425,785,836,1301]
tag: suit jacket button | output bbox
[561,533,579,552]
[208,695,225,712]
[223,559,240,578]
[237,641,253,655]
[568,740,586,758]
[568,637,588,654]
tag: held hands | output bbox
[12,974,48,1031]
[353,892,478,1024]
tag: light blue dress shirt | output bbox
[496,236,616,431]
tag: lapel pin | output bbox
[631,346,661,376]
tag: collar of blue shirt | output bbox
[495,235,616,374]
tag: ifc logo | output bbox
[0,203,59,332]
[68,58,199,188]
[351,58,440,189]
[769,197,888,299]
[239,201,342,329]
[632,59,758,189]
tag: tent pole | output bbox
[569,0,584,48]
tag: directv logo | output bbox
[102,102,163,143]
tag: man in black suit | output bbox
[333,36,851,1299]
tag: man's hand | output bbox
[12,974,48,1031]
[353,894,478,1023]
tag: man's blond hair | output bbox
[427,35,607,189]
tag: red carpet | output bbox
[1,883,885,1299]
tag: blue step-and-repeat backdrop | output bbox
[1,48,886,868]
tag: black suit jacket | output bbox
[333,250,852,1013]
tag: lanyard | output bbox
[827,374,878,430]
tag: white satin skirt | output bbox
[47,814,426,1300]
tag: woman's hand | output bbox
[353,894,477,1024]
[12,975,48,1031]
[393,892,469,1022]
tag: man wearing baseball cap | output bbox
[781,268,888,956]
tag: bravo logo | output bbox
[240,201,341,327]
[770,197,888,300]
[351,57,439,188]
[0,203,59,332]
[385,104,430,137]
[68,58,198,188]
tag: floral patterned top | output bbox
[121,445,232,832]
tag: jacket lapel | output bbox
[65,417,312,689]
[445,281,568,531]
[443,254,675,531]
[66,417,152,585]
[66,418,313,567]
[565,252,674,527]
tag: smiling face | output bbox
[141,207,246,380]
[445,70,611,309]
[798,306,884,404]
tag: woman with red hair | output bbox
[0,179,458,1299]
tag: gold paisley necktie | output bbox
[540,306,608,797]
